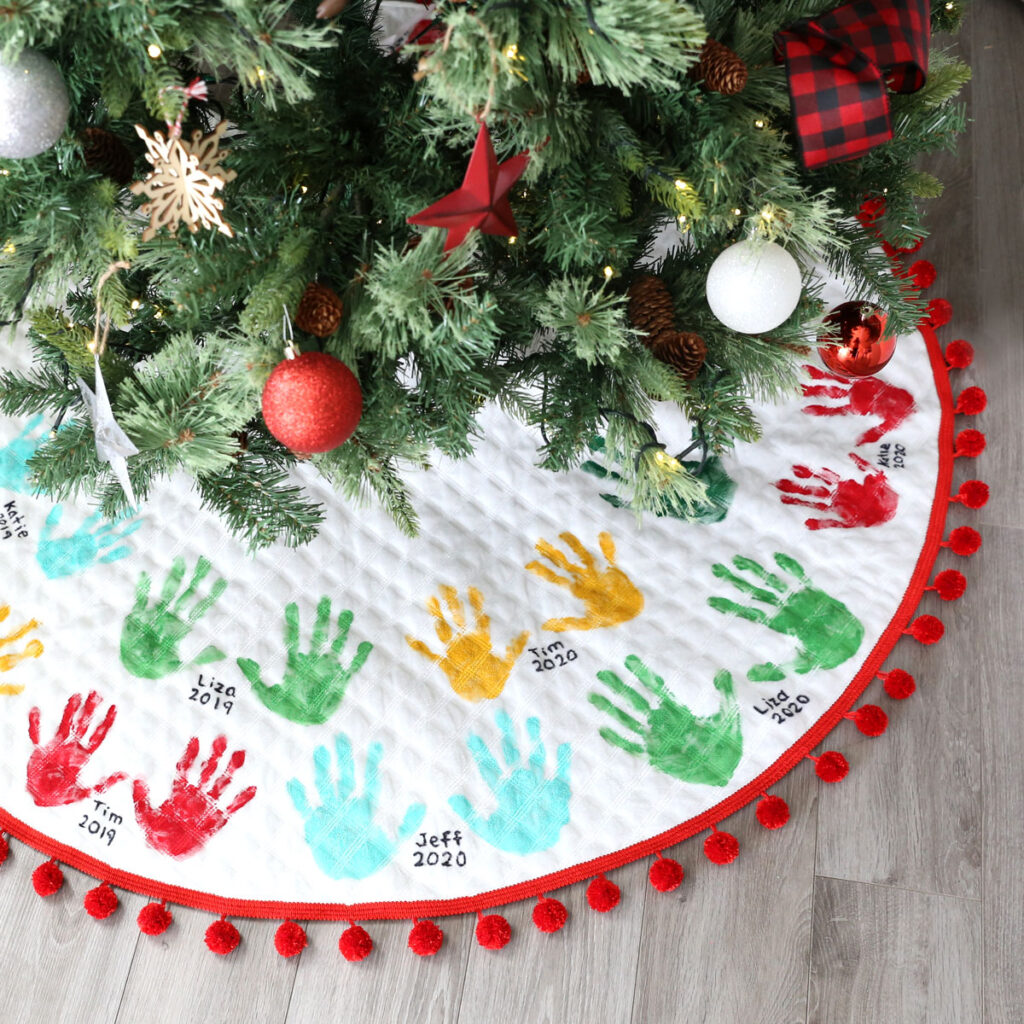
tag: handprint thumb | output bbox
[132,779,154,819]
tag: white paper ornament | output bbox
[705,240,803,334]
[0,50,69,159]
[77,351,139,506]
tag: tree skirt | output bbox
[0,312,985,951]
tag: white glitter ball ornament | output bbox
[705,240,803,334]
[0,50,70,159]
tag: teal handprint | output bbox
[448,711,571,855]
[236,597,372,725]
[36,505,142,579]
[120,557,227,679]
[0,415,46,493]
[287,733,425,880]
[590,655,742,787]
[708,551,864,681]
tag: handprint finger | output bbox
[555,742,572,785]
[777,478,829,498]
[209,749,245,800]
[284,602,301,660]
[595,669,651,713]
[848,452,872,472]
[496,710,520,767]
[524,560,569,587]
[312,744,335,805]
[155,557,187,613]
[362,741,384,812]
[707,596,770,626]
[792,465,813,479]
[526,717,545,773]
[41,505,63,540]
[333,732,356,801]
[92,771,127,793]
[712,670,736,696]
[331,608,354,656]
[597,724,645,757]
[131,571,152,614]
[816,467,840,485]
[236,656,264,687]
[589,693,646,734]
[710,563,780,605]
[28,706,40,745]
[98,545,132,564]
[774,552,811,585]
[405,635,439,663]
[73,691,102,740]
[197,735,228,789]
[439,585,466,630]
[174,556,212,615]
[447,793,486,835]
[624,655,671,700]
[310,597,331,653]
[597,531,616,566]
[426,595,454,645]
[345,640,373,678]
[224,785,256,817]
[189,575,227,625]
[533,538,582,575]
[132,778,155,818]
[174,736,200,784]
[560,532,597,570]
[468,587,491,635]
[286,778,312,819]
[0,614,41,649]
[732,556,787,594]
[779,495,830,510]
[467,733,503,793]
[56,692,83,740]
[85,702,117,753]
[0,606,8,624]
[396,802,427,843]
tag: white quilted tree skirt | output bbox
[0,327,951,918]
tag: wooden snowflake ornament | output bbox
[130,121,237,242]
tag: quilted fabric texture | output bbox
[0,324,945,917]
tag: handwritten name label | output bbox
[753,688,811,725]
[530,640,578,672]
[413,830,467,868]
[78,799,122,846]
[878,442,906,469]
[0,500,28,540]
[189,673,235,715]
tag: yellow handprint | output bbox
[0,604,44,694]
[406,586,529,702]
[526,530,644,633]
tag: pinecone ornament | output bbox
[627,275,706,380]
[295,281,344,337]
[80,127,134,186]
[652,331,707,381]
[692,38,748,96]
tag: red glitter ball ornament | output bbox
[32,860,63,896]
[84,882,119,919]
[262,351,362,454]
[408,919,444,956]
[586,875,621,912]
[274,920,308,958]
[532,897,568,933]
[137,901,173,935]
[205,918,241,955]
[755,794,790,830]
[818,302,897,378]
[476,914,512,950]
[339,924,374,961]
[648,856,684,892]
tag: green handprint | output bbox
[590,655,742,787]
[237,597,372,725]
[120,556,227,679]
[707,551,864,681]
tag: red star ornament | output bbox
[407,122,529,251]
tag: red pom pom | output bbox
[813,751,850,782]
[953,480,989,509]
[924,298,953,328]
[205,918,241,956]
[476,914,512,950]
[532,897,568,933]
[955,386,987,416]
[879,668,916,700]
[905,259,936,290]
[586,875,621,912]
[954,428,986,458]
[648,856,684,892]
[408,919,443,957]
[930,569,967,601]
[857,197,885,228]
[946,526,982,557]
[850,704,889,737]
[84,882,118,919]
[755,794,791,830]
[907,614,944,644]
[896,237,924,256]
[274,920,308,958]
[339,924,374,961]
[0,833,8,866]
[945,339,974,368]
[137,901,173,935]
[261,351,363,454]
[704,829,739,864]
[32,860,63,897]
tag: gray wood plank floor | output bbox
[1,5,1020,1022]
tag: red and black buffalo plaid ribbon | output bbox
[775,0,930,170]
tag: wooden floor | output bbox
[1,6,1020,1023]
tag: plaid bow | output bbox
[775,0,930,170]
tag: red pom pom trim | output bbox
[476,913,512,950]
[944,526,982,557]
[906,614,944,644]
[274,920,308,958]
[32,859,63,897]
[954,428,986,458]
[952,480,989,509]
[928,569,967,601]
[533,896,568,933]
[849,704,889,737]
[812,751,850,782]
[137,901,173,935]
[339,923,374,961]
[586,874,621,913]
[905,259,936,290]
[205,918,241,956]
[879,668,916,700]
[408,919,444,957]
[954,386,987,415]
[857,197,886,228]
[704,827,739,864]
[84,882,119,920]
[924,298,952,327]
[755,794,790,830]
[945,340,974,369]
[0,833,8,866]
[648,854,684,892]
[896,237,924,256]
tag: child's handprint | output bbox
[0,415,46,493]
[525,530,644,632]
[287,733,425,879]
[237,598,372,725]
[448,711,571,855]
[120,556,227,679]
[0,603,43,693]
[26,691,126,806]
[590,656,742,787]
[801,365,916,445]
[36,505,142,579]
[776,452,898,530]
[707,552,864,681]
[406,585,528,702]
[132,735,256,857]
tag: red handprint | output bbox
[132,735,256,858]
[26,691,127,806]
[801,365,916,445]
[776,453,898,530]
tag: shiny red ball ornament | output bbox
[32,859,63,896]
[84,882,119,919]
[532,897,568,933]
[205,918,241,955]
[262,351,362,454]
[339,924,374,961]
[586,875,621,912]
[819,302,897,378]
[274,920,308,958]
[648,856,684,892]
[408,919,444,956]
[755,794,790,830]
[476,914,512,950]
[138,901,173,935]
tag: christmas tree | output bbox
[0,0,969,548]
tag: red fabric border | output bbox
[0,325,955,921]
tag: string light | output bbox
[504,44,519,60]
[732,207,742,217]
[2,241,15,254]
[653,450,681,471]
[760,205,774,223]
[256,67,267,82]
[508,235,517,245]
[754,119,767,130]
[603,265,615,279]
[129,298,142,310]
[300,185,309,194]
[153,309,164,319]
[674,179,691,192]
[147,44,162,59]
[0,169,10,177]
